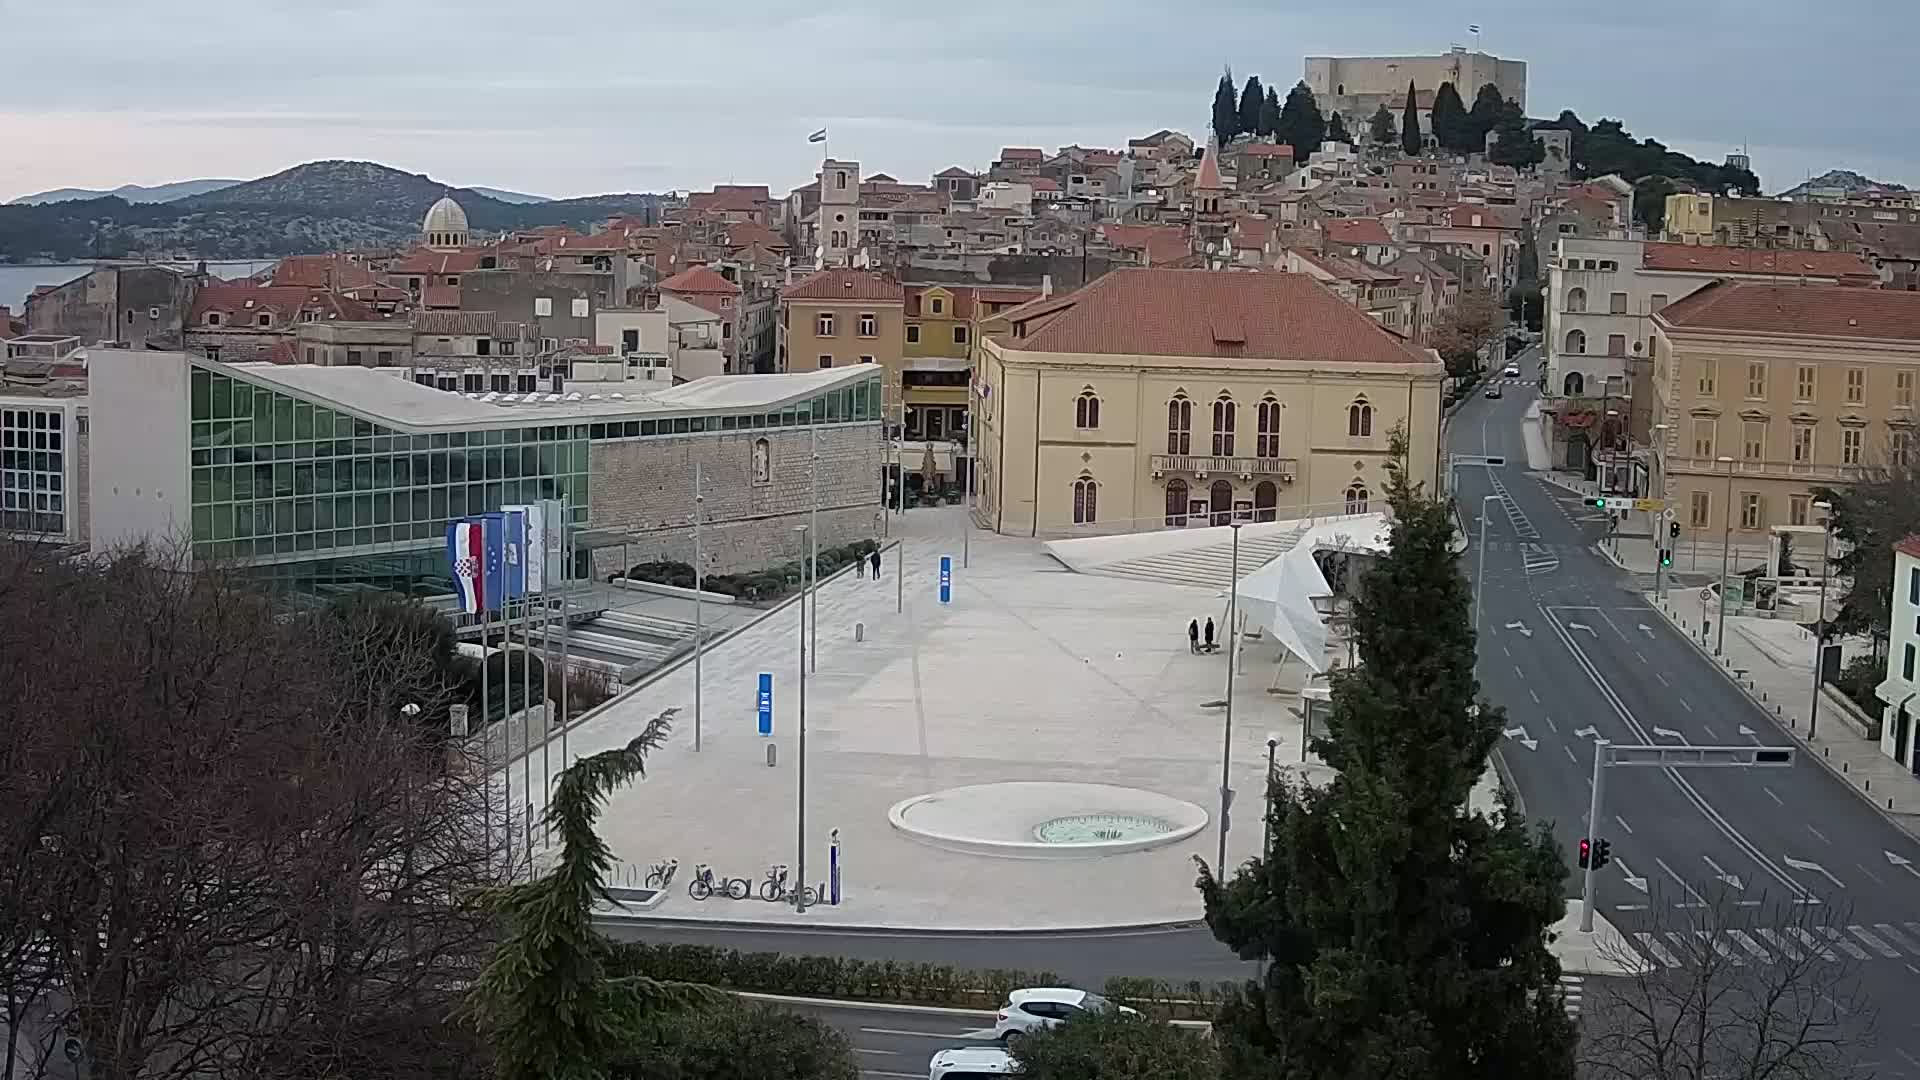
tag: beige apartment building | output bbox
[974,269,1445,536]
[777,269,907,412]
[1650,282,1920,547]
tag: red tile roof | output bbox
[270,255,376,290]
[422,284,460,309]
[386,248,487,275]
[782,269,904,303]
[687,185,772,212]
[416,311,498,336]
[1234,143,1296,159]
[997,268,1434,364]
[1325,218,1392,247]
[659,264,741,296]
[998,147,1044,161]
[1657,280,1920,342]
[1100,224,1191,267]
[936,166,975,178]
[1640,242,1877,283]
[1195,146,1223,191]
[1030,177,1061,192]
[1442,205,1518,230]
[1895,535,1920,561]
[190,283,377,324]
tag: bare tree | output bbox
[1582,884,1875,1080]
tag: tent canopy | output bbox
[1233,513,1391,673]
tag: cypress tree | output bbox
[1489,99,1545,168]
[1368,104,1397,146]
[1431,81,1470,153]
[1468,83,1507,150]
[1326,111,1351,145]
[1197,438,1576,1080]
[1239,75,1266,143]
[1400,81,1423,156]
[1260,86,1282,138]
[1213,69,1241,147]
[1275,81,1327,156]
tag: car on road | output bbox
[929,1046,1017,1078]
[1485,384,1503,398]
[992,988,1136,1042]
[1502,362,1521,377]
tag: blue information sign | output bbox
[757,672,774,736]
[939,556,952,604]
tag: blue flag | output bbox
[479,512,506,612]
[501,508,527,600]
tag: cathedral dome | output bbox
[422,196,470,247]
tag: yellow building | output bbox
[973,268,1446,536]
[902,284,1043,441]
[777,269,906,410]
[1650,281,1920,545]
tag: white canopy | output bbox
[1233,513,1392,673]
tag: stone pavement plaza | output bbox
[506,506,1335,929]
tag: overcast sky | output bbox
[2,0,1911,203]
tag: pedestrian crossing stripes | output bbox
[1521,542,1560,576]
[1623,922,1920,969]
[1559,973,1584,1019]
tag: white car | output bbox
[929,1046,1017,1079]
[1502,362,1521,377]
[991,988,1136,1041]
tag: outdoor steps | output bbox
[1092,525,1310,588]
[591,610,704,644]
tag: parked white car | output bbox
[1502,362,1521,377]
[929,1046,1017,1079]
[991,988,1136,1041]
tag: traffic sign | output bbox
[1663,508,1677,521]
[1591,496,1667,512]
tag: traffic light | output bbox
[1669,520,1681,539]
[1588,497,1608,509]
[1577,837,1591,868]
[1594,839,1612,870]
[1660,549,1673,567]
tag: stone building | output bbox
[25,264,201,349]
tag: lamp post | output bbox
[1262,733,1279,860]
[809,425,820,673]
[1810,500,1833,737]
[1475,494,1498,632]
[793,522,811,911]
[692,464,706,752]
[1651,423,1670,592]
[1217,520,1243,873]
[1715,455,1735,656]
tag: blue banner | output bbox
[757,672,774,736]
[939,555,952,604]
[500,508,527,600]
[479,512,506,612]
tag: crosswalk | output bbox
[1619,921,1920,969]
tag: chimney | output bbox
[1041,274,1053,298]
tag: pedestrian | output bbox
[870,549,882,580]
[1204,617,1216,652]
[1188,619,1200,654]
[856,551,867,579]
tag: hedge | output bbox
[606,942,1231,1021]
[623,540,881,604]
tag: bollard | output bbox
[1891,797,1897,810]
[767,743,778,768]
[1824,746,1831,758]
[1865,779,1871,792]
[855,621,865,642]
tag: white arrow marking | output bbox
[1573,726,1598,739]
[1615,859,1649,893]
[1783,856,1846,890]
[1502,726,1538,751]
[1567,621,1596,635]
[1505,620,1534,638]
[1737,724,1757,739]
[1886,851,1920,879]
[1702,854,1745,891]
[1638,623,1656,638]
[1653,726,1684,739]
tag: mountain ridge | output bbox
[1774,169,1909,198]
[9,179,244,206]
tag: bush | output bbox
[624,540,882,605]
[550,663,617,720]
[614,1000,857,1080]
[1834,654,1884,713]
[1010,1008,1220,1080]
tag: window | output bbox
[953,326,969,345]
[1344,482,1370,514]
[1698,360,1717,396]
[1900,370,1915,408]
[1843,427,1863,465]
[305,347,316,363]
[1792,424,1814,463]
[206,312,222,326]
[1167,395,1192,454]
[1895,430,1912,464]
[1906,644,1916,683]
[1796,364,1816,402]
[1740,492,1763,530]
[1690,490,1710,528]
[1789,493,1810,527]
[1609,291,1627,315]
[1911,567,1919,606]
[623,329,640,353]
[1565,287,1587,313]
[1600,260,1619,272]
[836,171,848,189]
[1745,361,1768,400]
[1846,367,1866,404]
[906,324,920,343]
[376,350,394,366]
[860,355,874,364]
[256,313,271,327]
[1212,394,1236,455]
[1565,329,1586,355]
[1072,476,1098,524]
[1075,389,1101,430]
[1165,479,1189,526]
[1743,420,1765,460]
[930,297,944,315]
[477,338,491,356]
[858,312,877,337]
[818,355,833,369]
[1691,418,1715,458]
[346,350,364,367]
[1348,398,1373,437]
[1651,293,1669,311]
[817,312,835,336]
[1607,334,1627,357]
[1256,397,1281,457]
[534,297,553,317]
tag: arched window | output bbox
[1254,480,1278,522]
[1348,398,1374,437]
[1563,371,1585,396]
[1165,479,1189,526]
[1166,394,1192,454]
[1256,396,1281,457]
[1212,394,1236,455]
[1073,475,1099,525]
[1345,482,1370,515]
[1566,328,1587,355]
[1566,286,1587,313]
[1074,388,1101,430]
[1209,480,1234,526]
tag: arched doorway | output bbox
[1165,479,1189,526]
[1254,481,1277,522]
[1563,371,1585,397]
[1567,432,1591,474]
[1209,480,1233,526]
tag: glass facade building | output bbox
[0,404,69,537]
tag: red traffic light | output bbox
[1577,837,1591,868]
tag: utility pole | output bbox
[1217,521,1243,872]
[1810,500,1833,738]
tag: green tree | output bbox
[1400,81,1423,156]
[1260,86,1282,138]
[1816,452,1920,652]
[615,1002,858,1080]
[468,709,721,1080]
[1196,441,1576,1080]
[1009,1008,1220,1080]
[1467,83,1506,150]
[1275,81,1327,156]
[1488,100,1545,168]
[1239,75,1266,143]
[1213,69,1241,148]
[1326,110,1351,145]
[1368,103,1397,145]
[1430,81,1470,153]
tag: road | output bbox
[755,998,999,1080]
[1452,350,1920,1074]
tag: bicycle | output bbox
[686,863,751,901]
[644,858,679,891]
[758,863,819,905]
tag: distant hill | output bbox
[0,160,663,261]
[9,179,243,206]
[467,186,551,205]
[1775,169,1909,199]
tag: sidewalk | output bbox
[1647,587,1920,839]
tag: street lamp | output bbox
[1262,733,1279,860]
[692,464,706,752]
[1810,500,1833,737]
[1715,455,1735,656]
[1475,494,1499,632]
[792,522,811,911]
[1217,520,1244,873]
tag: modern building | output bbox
[0,381,87,546]
[973,268,1445,536]
[86,349,885,592]
[1879,536,1920,771]
[1648,283,1920,555]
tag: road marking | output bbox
[1764,786,1784,806]
[1694,930,1745,965]
[1544,715,1559,733]
[1700,723,1718,739]
[1654,671,1669,686]
[1502,645,1511,657]
[1567,621,1596,636]
[862,1071,925,1079]
[1515,665,1526,680]
[1786,927,1839,961]
[856,1049,903,1057]
[1573,725,1598,739]
[1638,623,1656,639]
[1614,814,1635,835]
[1755,928,1805,961]
[1634,650,1649,664]
[1738,724,1758,741]
[1783,855,1846,890]
[859,1028,983,1040]
[1899,1048,1920,1073]
[1726,929,1772,962]
[1875,923,1920,954]
[1655,857,1712,908]
[1615,903,1649,911]
[1807,825,1830,845]
[1506,621,1533,638]
[1633,931,1680,967]
[1678,697,1694,712]
[1820,927,1871,960]
[1652,726,1684,739]
[1564,745,1578,764]
[1702,854,1745,891]
[1503,726,1538,751]
[1617,858,1648,891]
[1849,925,1902,958]
[1887,850,1920,879]
[1857,863,1886,886]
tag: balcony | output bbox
[1661,455,1871,484]
[1150,454,1298,482]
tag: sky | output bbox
[2,0,1914,203]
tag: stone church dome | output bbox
[422,196,470,247]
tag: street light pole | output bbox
[692,463,705,752]
[794,523,810,911]
[1580,738,1608,932]
[1810,500,1833,738]
[810,425,819,674]
[1217,521,1243,872]
[1475,494,1497,632]
[1716,455,1735,656]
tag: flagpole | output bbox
[539,506,556,845]
[479,597,494,871]
[560,495,572,773]
[693,463,705,752]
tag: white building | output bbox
[1880,537,1920,771]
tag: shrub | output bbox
[615,1000,857,1080]
[550,663,617,720]
[625,540,883,605]
[1834,654,1885,713]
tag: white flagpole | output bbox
[560,496,572,771]
[693,463,706,752]
[538,507,556,845]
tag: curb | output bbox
[592,910,1209,937]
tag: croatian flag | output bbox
[447,519,486,614]
[807,128,828,144]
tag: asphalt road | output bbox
[754,998,1000,1080]
[1452,354,1920,1074]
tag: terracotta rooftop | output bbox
[1234,143,1296,159]
[1100,224,1192,267]
[1442,204,1519,230]
[1325,218,1393,247]
[421,284,460,309]
[998,147,1044,161]
[659,264,741,296]
[782,269,904,303]
[1195,145,1224,191]
[191,283,377,323]
[995,268,1434,364]
[688,186,772,212]
[386,248,487,275]
[1896,535,1920,561]
[936,166,975,178]
[1657,280,1920,342]
[1641,242,1876,282]
[270,255,376,290]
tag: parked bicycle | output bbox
[687,863,751,901]
[759,863,819,905]
[644,858,679,890]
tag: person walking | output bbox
[870,549,882,581]
[1203,617,1216,653]
[1188,619,1201,654]
[856,550,868,579]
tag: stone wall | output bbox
[587,422,884,578]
